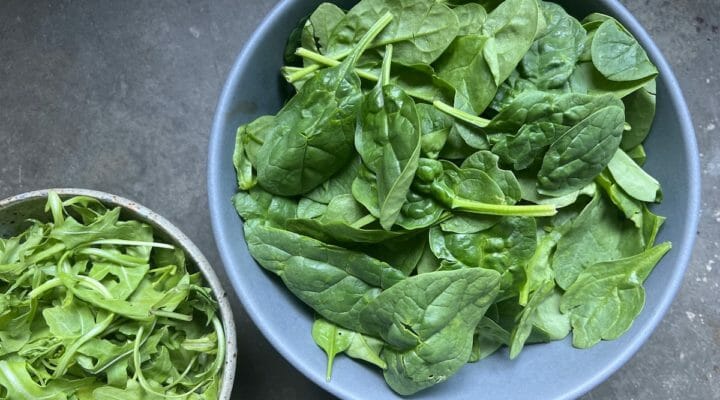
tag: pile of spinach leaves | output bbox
[233,0,670,395]
[0,193,225,399]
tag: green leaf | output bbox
[561,243,671,348]
[327,0,459,66]
[607,148,661,203]
[255,13,394,196]
[312,318,352,381]
[481,0,541,87]
[591,20,657,82]
[552,193,646,289]
[43,303,96,339]
[356,46,422,229]
[243,220,405,331]
[621,81,656,150]
[453,3,487,36]
[362,268,500,395]
[537,105,625,196]
[520,2,586,89]
[0,358,67,400]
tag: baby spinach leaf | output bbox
[435,34,497,115]
[537,105,625,196]
[243,220,405,331]
[312,317,353,381]
[568,61,656,99]
[327,0,459,66]
[461,150,522,203]
[312,317,387,381]
[356,45,422,229]
[287,195,405,244]
[591,19,657,82]
[416,103,452,160]
[552,193,646,289]
[621,80,656,150]
[305,157,360,204]
[607,148,661,203]
[232,115,274,190]
[232,187,298,228]
[429,216,536,292]
[308,3,346,53]
[526,286,570,343]
[508,279,554,358]
[520,2,585,89]
[595,169,643,226]
[561,242,671,348]
[453,3,487,36]
[360,268,500,395]
[255,13,393,196]
[469,317,510,362]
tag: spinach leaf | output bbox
[360,268,500,395]
[508,279,554,358]
[312,317,387,382]
[469,317,510,362]
[286,195,404,244]
[327,0,459,66]
[481,0,541,87]
[243,220,405,331]
[591,19,657,82]
[561,243,671,348]
[308,3,346,53]
[520,2,586,89]
[453,3,487,36]
[312,317,353,381]
[255,13,393,196]
[537,104,625,196]
[429,216,536,293]
[305,157,361,204]
[607,148,661,203]
[621,81,656,149]
[435,35,497,115]
[416,103,452,159]
[568,61,656,99]
[552,193,646,289]
[356,45,422,229]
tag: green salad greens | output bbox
[0,193,225,399]
[233,0,670,395]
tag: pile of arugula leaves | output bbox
[233,0,670,395]
[0,193,224,399]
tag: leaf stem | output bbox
[152,309,193,321]
[451,199,557,217]
[433,100,491,128]
[88,239,174,249]
[292,48,378,82]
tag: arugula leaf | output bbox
[0,193,225,399]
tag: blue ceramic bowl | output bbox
[208,1,700,399]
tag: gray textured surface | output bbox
[0,1,716,399]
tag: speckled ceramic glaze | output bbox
[208,1,700,398]
[0,188,237,400]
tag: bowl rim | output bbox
[208,1,701,399]
[0,188,237,400]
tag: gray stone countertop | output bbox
[0,1,717,399]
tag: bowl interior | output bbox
[0,189,237,400]
[208,1,700,399]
